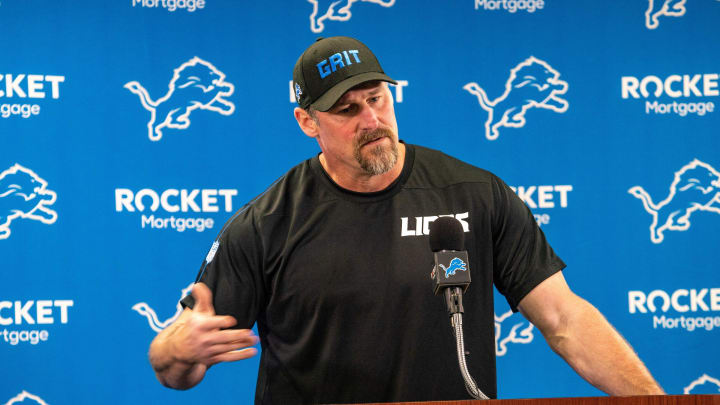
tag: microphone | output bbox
[429,217,490,400]
[429,217,471,315]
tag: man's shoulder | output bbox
[242,158,318,217]
[219,158,318,233]
[407,143,498,188]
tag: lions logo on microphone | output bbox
[440,257,467,278]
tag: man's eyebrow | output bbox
[366,87,383,96]
[335,86,384,106]
[333,95,355,108]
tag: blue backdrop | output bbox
[2,0,720,403]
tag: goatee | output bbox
[353,128,399,175]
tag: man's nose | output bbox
[358,105,379,130]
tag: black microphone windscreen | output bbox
[429,216,465,252]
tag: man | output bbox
[148,36,664,403]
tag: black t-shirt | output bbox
[182,143,565,404]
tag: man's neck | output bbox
[319,143,406,193]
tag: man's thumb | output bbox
[192,282,215,315]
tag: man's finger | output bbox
[208,348,259,365]
[192,282,215,315]
[195,314,238,331]
[205,329,257,345]
[206,341,255,357]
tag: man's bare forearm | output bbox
[543,297,664,395]
[518,273,664,396]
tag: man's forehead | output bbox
[335,81,385,104]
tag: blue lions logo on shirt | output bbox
[439,257,467,278]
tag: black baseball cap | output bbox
[293,36,397,112]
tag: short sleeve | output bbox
[490,176,566,312]
[180,208,267,329]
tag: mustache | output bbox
[356,127,395,146]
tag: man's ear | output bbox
[294,107,319,138]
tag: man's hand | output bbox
[149,283,259,390]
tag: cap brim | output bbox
[310,72,397,112]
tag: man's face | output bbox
[312,81,399,177]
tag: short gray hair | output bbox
[305,107,318,123]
